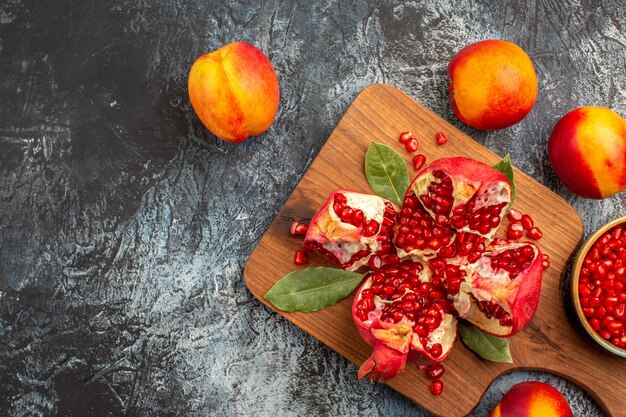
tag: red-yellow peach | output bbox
[188,42,280,142]
[489,381,574,417]
[448,40,538,130]
[548,106,626,199]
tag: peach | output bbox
[188,42,280,142]
[548,106,626,199]
[489,381,573,417]
[448,40,538,130]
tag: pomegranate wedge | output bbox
[454,242,543,336]
[394,157,511,260]
[303,189,399,271]
[352,261,457,382]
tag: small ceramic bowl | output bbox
[571,216,626,358]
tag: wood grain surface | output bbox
[245,84,624,417]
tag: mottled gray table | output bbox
[1,1,624,416]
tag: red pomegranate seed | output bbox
[435,131,448,145]
[352,209,365,226]
[430,343,443,358]
[399,131,413,144]
[290,221,309,236]
[521,214,534,230]
[426,364,445,380]
[368,255,382,270]
[334,193,347,204]
[507,209,522,222]
[413,154,426,170]
[508,223,523,240]
[294,250,308,265]
[362,220,379,237]
[340,207,353,222]
[405,138,418,153]
[589,318,601,331]
[527,226,543,240]
[430,380,444,396]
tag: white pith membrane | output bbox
[453,242,539,335]
[319,191,387,270]
[411,314,457,354]
[413,171,480,212]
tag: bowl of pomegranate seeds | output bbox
[572,216,626,358]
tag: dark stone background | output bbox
[0,0,624,415]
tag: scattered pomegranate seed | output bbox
[542,253,550,270]
[508,223,523,240]
[290,221,309,236]
[413,154,426,170]
[435,131,448,145]
[294,250,308,265]
[527,226,543,240]
[508,209,523,223]
[399,131,413,144]
[521,214,534,230]
[578,225,626,350]
[426,364,445,380]
[430,380,444,396]
[405,138,418,153]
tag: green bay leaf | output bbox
[365,142,410,206]
[459,321,513,363]
[493,153,516,208]
[264,267,363,312]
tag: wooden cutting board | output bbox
[244,84,625,416]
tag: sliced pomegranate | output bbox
[303,189,399,271]
[297,156,543,387]
[453,242,543,336]
[394,157,511,260]
[352,261,457,382]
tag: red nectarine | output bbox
[188,42,280,142]
[489,381,573,417]
[448,40,538,130]
[548,106,626,199]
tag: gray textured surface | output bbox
[0,0,624,415]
